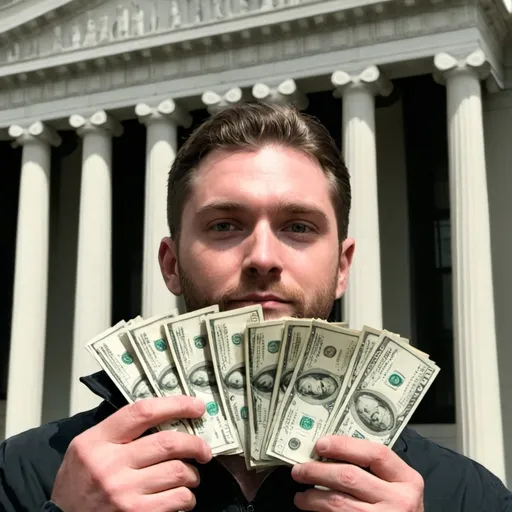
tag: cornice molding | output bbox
[0,0,508,82]
[0,1,507,128]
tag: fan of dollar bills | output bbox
[85,304,440,469]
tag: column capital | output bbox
[202,87,244,115]
[135,99,192,128]
[9,121,61,148]
[434,49,490,84]
[252,78,308,110]
[331,65,393,98]
[69,110,123,138]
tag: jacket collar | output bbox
[80,370,408,454]
[80,370,128,411]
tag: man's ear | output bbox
[336,237,355,299]
[159,237,182,295]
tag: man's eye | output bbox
[287,223,312,233]
[211,222,235,232]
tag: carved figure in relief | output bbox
[238,0,248,13]
[7,42,20,62]
[212,0,223,19]
[71,23,81,48]
[223,0,232,17]
[28,37,39,58]
[53,26,63,52]
[131,3,145,36]
[260,0,273,10]
[194,0,202,24]
[83,16,98,46]
[169,1,181,29]
[149,4,159,32]
[114,5,130,38]
[99,15,110,43]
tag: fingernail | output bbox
[203,446,213,463]
[316,438,330,453]
[291,465,301,478]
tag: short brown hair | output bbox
[167,102,351,242]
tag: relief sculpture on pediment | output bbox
[0,0,302,64]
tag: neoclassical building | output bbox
[1,0,511,487]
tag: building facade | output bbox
[1,0,511,487]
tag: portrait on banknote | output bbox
[132,377,153,400]
[188,362,217,391]
[295,369,340,405]
[351,390,395,434]
[251,366,277,396]
[158,366,181,393]
[224,363,246,393]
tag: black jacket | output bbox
[0,371,511,512]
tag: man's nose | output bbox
[242,223,283,278]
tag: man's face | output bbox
[160,145,354,320]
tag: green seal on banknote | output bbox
[206,402,219,416]
[194,335,206,349]
[299,415,314,431]
[121,352,133,365]
[388,372,404,387]
[240,406,249,420]
[231,333,243,345]
[267,340,280,353]
[154,339,167,352]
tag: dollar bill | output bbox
[261,319,312,460]
[245,320,286,467]
[86,321,154,404]
[266,321,361,464]
[206,305,264,457]
[165,305,241,455]
[327,331,440,449]
[85,319,189,433]
[126,310,194,435]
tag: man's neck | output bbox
[217,455,274,502]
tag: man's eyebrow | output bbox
[196,200,329,223]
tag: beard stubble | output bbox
[177,263,338,320]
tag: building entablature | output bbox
[0,0,509,130]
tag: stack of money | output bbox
[85,304,440,468]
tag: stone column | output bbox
[5,122,61,437]
[434,49,506,483]
[68,110,123,415]
[331,65,392,330]
[135,99,192,318]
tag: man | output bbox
[0,102,510,512]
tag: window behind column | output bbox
[402,74,455,424]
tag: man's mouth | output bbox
[227,294,290,309]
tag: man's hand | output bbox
[51,396,211,512]
[291,435,424,511]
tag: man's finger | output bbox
[145,486,197,512]
[294,488,371,512]
[315,435,421,483]
[128,430,212,468]
[137,460,200,494]
[91,396,206,443]
[292,461,386,503]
